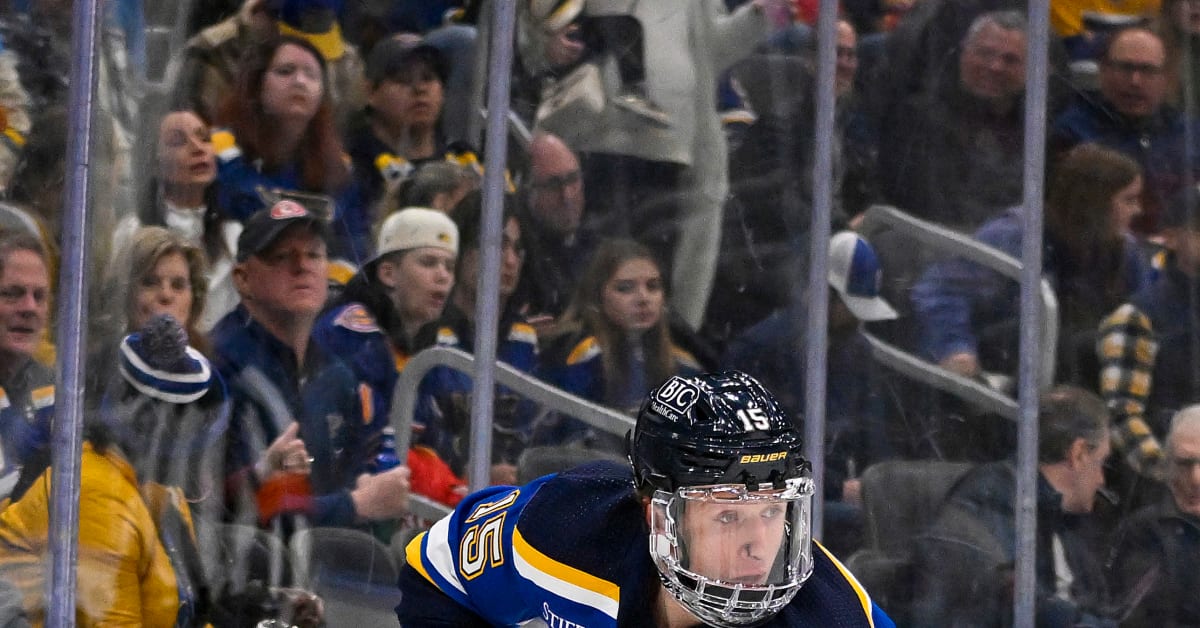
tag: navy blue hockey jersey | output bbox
[399,461,894,627]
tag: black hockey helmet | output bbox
[629,371,811,495]
[632,372,817,626]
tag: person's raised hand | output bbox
[258,422,311,479]
[351,466,412,521]
[939,352,981,379]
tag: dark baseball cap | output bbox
[366,33,447,85]
[236,200,329,263]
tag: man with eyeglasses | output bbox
[0,232,52,501]
[1051,27,1190,234]
[1109,405,1200,625]
[516,133,599,321]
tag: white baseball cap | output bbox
[374,207,459,261]
[828,231,898,322]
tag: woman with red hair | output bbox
[213,35,369,265]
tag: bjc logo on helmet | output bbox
[655,377,699,414]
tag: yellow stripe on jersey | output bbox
[358,383,374,425]
[31,386,53,410]
[671,346,702,371]
[816,541,875,626]
[3,127,25,148]
[327,260,357,286]
[437,327,459,346]
[395,348,411,374]
[0,387,8,411]
[566,337,601,366]
[512,526,620,619]
[508,323,538,347]
[406,531,436,584]
[211,129,240,161]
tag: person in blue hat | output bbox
[0,314,240,626]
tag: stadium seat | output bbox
[289,526,403,625]
[845,459,972,622]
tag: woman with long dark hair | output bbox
[536,239,700,452]
[913,143,1151,385]
[213,35,368,264]
[112,109,238,331]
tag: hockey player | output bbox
[397,370,894,627]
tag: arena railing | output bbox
[857,204,1059,422]
[390,346,636,522]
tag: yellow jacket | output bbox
[0,443,194,627]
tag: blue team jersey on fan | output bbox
[400,461,895,627]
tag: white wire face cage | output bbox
[648,478,816,627]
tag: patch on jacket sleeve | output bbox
[31,386,53,410]
[211,129,241,161]
[507,323,538,348]
[566,337,601,366]
[436,327,459,346]
[333,304,381,333]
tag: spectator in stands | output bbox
[312,205,466,506]
[913,143,1150,384]
[878,10,1028,233]
[346,34,450,211]
[75,227,213,492]
[115,227,211,353]
[1108,404,1200,626]
[910,385,1116,626]
[0,233,52,497]
[0,316,245,626]
[516,133,598,321]
[211,201,411,529]
[378,161,477,219]
[709,52,844,348]
[213,35,368,264]
[829,19,881,222]
[0,1,141,273]
[1051,27,1197,234]
[723,231,901,556]
[420,192,536,485]
[1051,0,1157,60]
[521,0,793,330]
[1097,185,1200,499]
[1162,0,1200,112]
[0,43,31,198]
[178,0,366,128]
[536,239,701,453]
[112,110,240,331]
[5,104,66,252]
[314,207,457,413]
